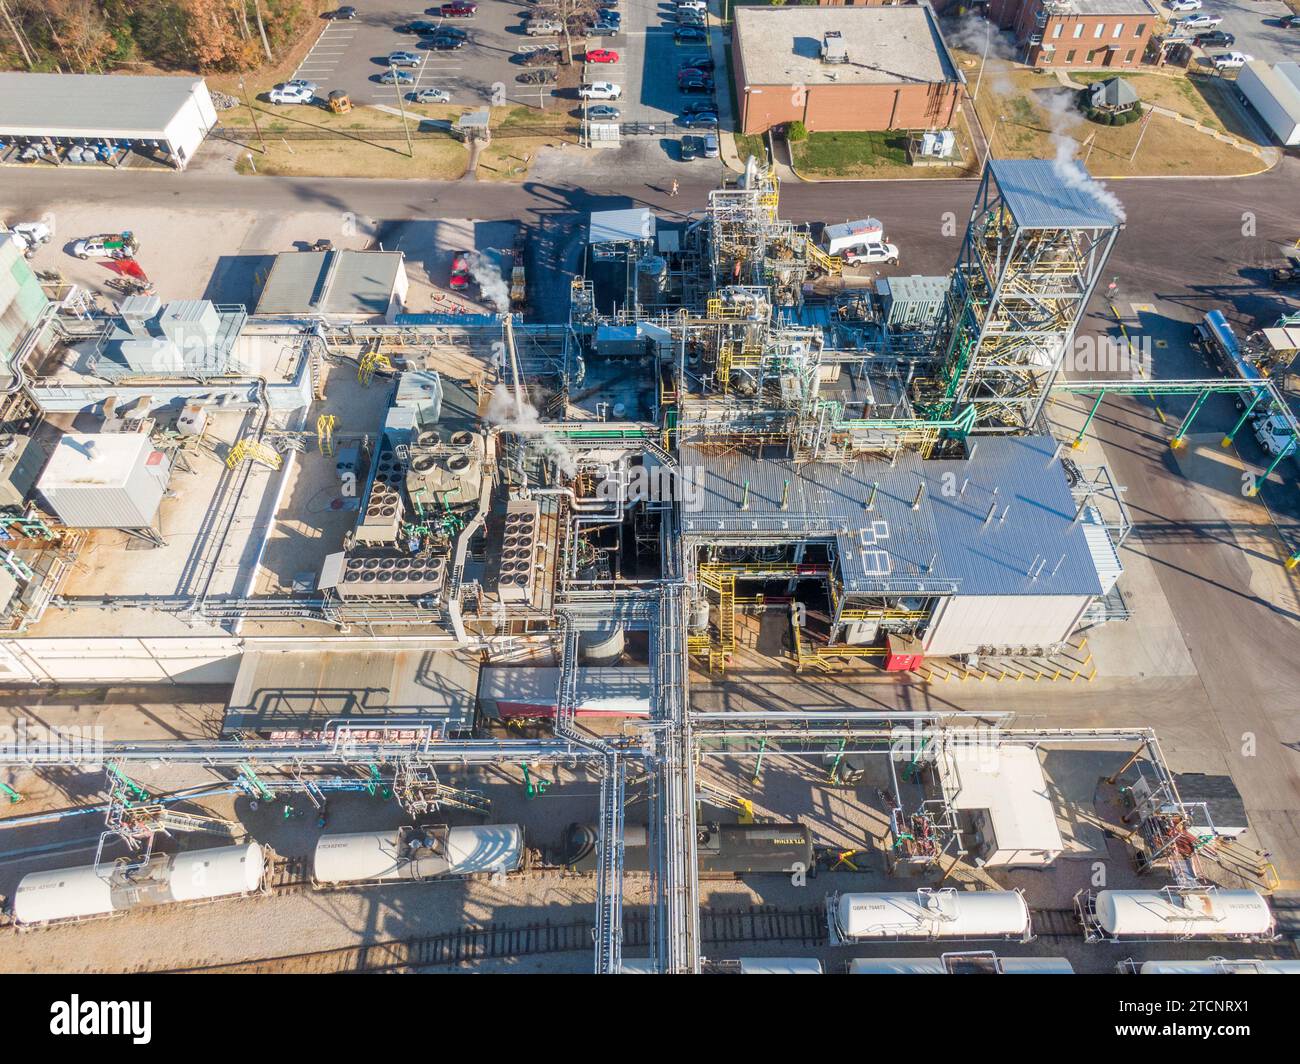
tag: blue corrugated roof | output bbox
[680,435,1102,597]
[393,312,505,327]
[990,159,1122,230]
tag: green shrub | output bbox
[787,120,807,141]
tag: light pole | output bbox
[391,63,414,158]
[239,76,267,154]
[982,113,1004,170]
[973,23,992,103]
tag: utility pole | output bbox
[981,113,1004,170]
[239,76,268,154]
[391,64,415,158]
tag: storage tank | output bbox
[1132,958,1300,975]
[578,626,625,666]
[12,864,117,924]
[1093,889,1274,940]
[832,889,1031,942]
[168,842,264,902]
[314,824,523,884]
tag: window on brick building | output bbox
[1094,23,1104,38]
[1073,23,1083,38]
[1113,23,1123,38]
[1135,23,1145,36]
[1125,49,1135,62]
[1066,49,1076,62]
[1086,49,1095,61]
[1053,24,1062,38]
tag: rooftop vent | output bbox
[821,30,848,64]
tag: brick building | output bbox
[985,0,1159,69]
[731,5,964,135]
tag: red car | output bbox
[450,252,472,290]
[440,2,477,15]
[586,48,619,64]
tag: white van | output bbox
[678,1,707,11]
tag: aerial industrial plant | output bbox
[0,0,1296,987]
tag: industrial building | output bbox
[730,5,964,134]
[0,151,1287,978]
[985,0,1159,69]
[1237,61,1300,147]
[0,73,217,170]
[255,249,410,322]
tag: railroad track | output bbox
[159,904,1077,973]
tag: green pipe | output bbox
[1247,439,1297,495]
[1222,392,1264,447]
[1073,391,1106,449]
[1171,389,1210,448]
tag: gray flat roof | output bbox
[1045,0,1157,16]
[255,250,403,316]
[680,435,1102,598]
[0,73,205,138]
[990,158,1123,229]
[734,6,958,88]
[224,649,479,734]
[589,208,655,245]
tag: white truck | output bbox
[3,222,51,259]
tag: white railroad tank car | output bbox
[1092,889,1274,940]
[13,843,264,925]
[1128,958,1300,974]
[849,955,1073,974]
[830,889,1032,943]
[313,823,523,885]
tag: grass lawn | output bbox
[790,127,978,179]
[967,59,1262,177]
[1072,70,1227,133]
[733,132,767,163]
[234,135,470,179]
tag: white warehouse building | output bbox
[0,73,218,170]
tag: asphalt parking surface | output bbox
[291,1,571,108]
[1163,0,1298,69]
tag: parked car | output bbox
[527,19,563,35]
[329,5,357,17]
[579,81,622,100]
[702,133,719,158]
[430,34,466,49]
[681,100,715,115]
[680,135,699,161]
[680,77,715,94]
[1212,51,1253,68]
[679,111,718,128]
[73,233,139,260]
[8,221,51,258]
[1179,14,1222,29]
[586,48,619,64]
[679,66,711,81]
[388,51,423,67]
[433,25,468,38]
[680,54,714,71]
[1194,30,1235,46]
[450,252,473,291]
[842,241,900,266]
[378,69,415,84]
[1254,413,1295,456]
[1167,0,1202,9]
[284,79,318,94]
[412,88,452,103]
[586,104,621,120]
[440,2,477,16]
[1282,13,1300,27]
[677,0,707,10]
[589,21,620,35]
[399,20,439,33]
[599,8,621,22]
[674,27,706,44]
[268,84,314,104]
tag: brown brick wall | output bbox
[983,0,1154,67]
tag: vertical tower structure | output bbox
[927,159,1123,431]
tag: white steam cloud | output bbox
[469,250,512,314]
[487,382,577,478]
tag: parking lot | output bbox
[291,1,575,109]
[1165,0,1297,68]
[287,1,724,162]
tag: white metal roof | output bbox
[38,433,154,490]
[939,744,1064,855]
[0,73,207,140]
[589,208,655,245]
